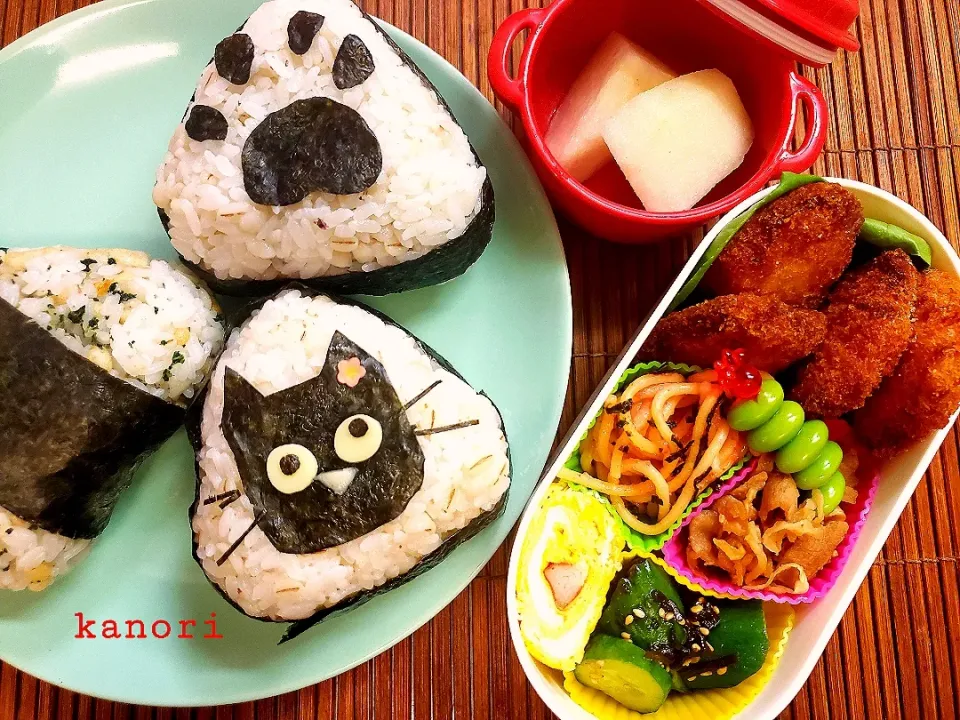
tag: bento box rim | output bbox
[507,177,960,720]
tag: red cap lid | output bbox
[696,0,860,66]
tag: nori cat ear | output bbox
[222,366,276,445]
[323,331,374,371]
[223,366,266,402]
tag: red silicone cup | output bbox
[487,0,829,242]
[661,469,880,604]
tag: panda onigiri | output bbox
[154,0,495,296]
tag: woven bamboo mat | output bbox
[1,0,959,717]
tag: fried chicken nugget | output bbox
[790,249,920,419]
[854,269,960,455]
[640,293,827,373]
[703,182,863,307]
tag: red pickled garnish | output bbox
[714,348,763,400]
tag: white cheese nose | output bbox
[316,467,359,495]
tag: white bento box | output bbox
[507,178,960,720]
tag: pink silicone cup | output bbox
[661,469,881,604]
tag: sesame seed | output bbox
[691,605,703,614]
[706,642,714,653]
[658,608,666,618]
[717,667,727,676]
[624,615,634,626]
[665,612,675,621]
[700,627,710,636]
[687,677,696,682]
[691,643,701,652]
[621,632,632,641]
[633,609,646,619]
[702,671,713,677]
[678,618,686,626]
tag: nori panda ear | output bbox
[214,33,255,85]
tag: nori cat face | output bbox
[221,331,424,553]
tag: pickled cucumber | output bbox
[596,559,685,650]
[673,600,768,691]
[574,635,673,713]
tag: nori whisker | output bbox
[400,379,442,412]
[469,454,493,471]
[219,492,242,509]
[216,512,263,567]
[203,489,240,506]
[414,420,480,436]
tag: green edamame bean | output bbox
[794,441,843,490]
[747,401,805,454]
[816,472,847,514]
[775,420,830,474]
[728,379,785,432]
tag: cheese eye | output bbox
[334,414,382,463]
[266,444,318,494]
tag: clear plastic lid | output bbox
[698,0,860,66]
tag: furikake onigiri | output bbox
[0,247,225,591]
[154,0,494,296]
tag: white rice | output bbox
[0,246,226,404]
[0,246,226,591]
[153,0,487,282]
[0,508,91,591]
[192,289,510,620]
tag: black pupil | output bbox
[349,418,368,437]
[279,453,301,475]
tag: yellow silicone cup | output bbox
[563,602,795,720]
[648,552,740,602]
[620,550,740,601]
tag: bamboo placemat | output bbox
[1,0,959,717]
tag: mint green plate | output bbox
[0,0,570,705]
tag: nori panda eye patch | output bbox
[220,331,424,553]
[241,97,382,206]
[185,105,228,142]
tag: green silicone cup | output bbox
[563,361,749,553]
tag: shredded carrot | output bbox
[570,372,746,536]
[595,410,615,468]
[609,445,625,481]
